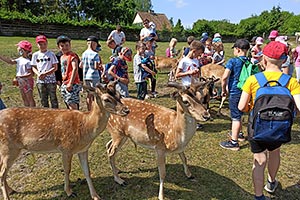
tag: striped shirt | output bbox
[81,49,101,81]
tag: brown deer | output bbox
[0,81,129,200]
[201,63,226,115]
[154,56,179,71]
[106,81,211,200]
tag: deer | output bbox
[105,80,212,200]
[154,56,179,72]
[200,63,226,115]
[0,81,129,200]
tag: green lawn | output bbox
[0,36,299,200]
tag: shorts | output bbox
[84,79,100,87]
[249,140,282,153]
[60,84,82,105]
[229,94,243,121]
[17,77,34,93]
[116,82,129,97]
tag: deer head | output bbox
[167,81,210,121]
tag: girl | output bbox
[212,41,225,66]
[0,40,36,107]
[251,37,264,64]
[166,38,178,58]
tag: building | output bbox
[133,11,172,31]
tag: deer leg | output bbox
[217,96,226,116]
[78,151,101,200]
[0,148,20,200]
[156,150,166,200]
[61,153,75,197]
[178,152,193,179]
[106,137,128,186]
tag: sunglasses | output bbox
[36,58,50,63]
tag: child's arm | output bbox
[0,55,16,65]
[66,57,79,91]
[238,91,251,112]
[293,94,300,112]
[39,64,57,80]
[175,67,199,79]
[140,64,156,76]
[221,68,230,97]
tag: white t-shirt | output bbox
[108,30,125,46]
[15,57,31,77]
[177,56,200,86]
[140,27,154,38]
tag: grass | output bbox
[0,36,300,200]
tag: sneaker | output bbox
[145,94,151,99]
[196,123,203,130]
[228,132,246,142]
[254,195,271,200]
[264,179,278,193]
[219,140,240,151]
[152,91,158,98]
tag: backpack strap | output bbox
[254,72,268,87]
[277,73,291,87]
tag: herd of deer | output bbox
[0,60,226,199]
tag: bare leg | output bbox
[78,151,100,200]
[267,148,280,182]
[253,151,267,197]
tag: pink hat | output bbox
[16,40,32,52]
[36,35,47,43]
[255,37,264,45]
[268,30,279,39]
[214,33,222,38]
[275,36,288,46]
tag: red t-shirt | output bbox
[60,52,80,85]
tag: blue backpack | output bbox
[248,72,295,143]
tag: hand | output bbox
[39,73,46,80]
[66,83,72,92]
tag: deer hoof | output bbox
[120,181,128,187]
[68,192,78,198]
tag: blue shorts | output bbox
[229,94,243,121]
[60,84,82,105]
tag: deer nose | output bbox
[202,111,210,121]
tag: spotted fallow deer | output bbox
[0,81,129,200]
[106,81,211,200]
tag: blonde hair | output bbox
[169,38,177,48]
[213,42,224,52]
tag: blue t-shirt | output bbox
[112,57,128,79]
[226,56,248,95]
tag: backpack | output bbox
[247,72,295,143]
[141,57,157,80]
[237,57,260,90]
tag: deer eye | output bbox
[182,100,190,106]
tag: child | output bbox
[183,36,195,57]
[133,41,156,100]
[79,35,102,111]
[251,37,264,64]
[0,40,36,107]
[238,41,300,200]
[212,41,225,66]
[107,25,126,46]
[166,38,179,58]
[200,37,213,65]
[0,82,6,110]
[31,35,58,108]
[219,39,250,150]
[108,47,132,97]
[56,35,81,110]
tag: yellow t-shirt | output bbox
[242,71,300,107]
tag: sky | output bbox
[151,0,300,28]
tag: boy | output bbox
[56,35,81,110]
[79,35,102,111]
[31,35,59,108]
[183,36,195,57]
[238,41,300,200]
[219,39,250,150]
[108,47,132,97]
[133,41,156,100]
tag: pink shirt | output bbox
[294,46,300,67]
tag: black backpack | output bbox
[248,72,295,143]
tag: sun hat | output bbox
[275,36,288,46]
[56,35,71,44]
[36,35,47,43]
[214,33,222,38]
[268,30,279,39]
[232,39,250,50]
[120,47,132,62]
[255,37,264,45]
[263,41,288,60]
[16,40,32,52]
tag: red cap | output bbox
[16,40,32,52]
[121,47,132,62]
[263,41,288,60]
[36,35,47,43]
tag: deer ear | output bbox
[83,85,95,92]
[167,81,183,89]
